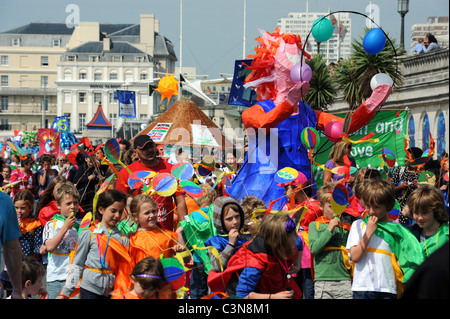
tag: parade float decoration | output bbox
[153,71,180,105]
[226,13,395,210]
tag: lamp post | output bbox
[397,0,409,50]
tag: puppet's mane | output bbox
[244,27,311,101]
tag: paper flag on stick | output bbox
[331,183,348,217]
[274,167,299,185]
[382,147,396,168]
[128,171,157,190]
[160,257,185,291]
[171,162,194,180]
[7,141,27,160]
[179,180,203,198]
[93,174,116,213]
[418,171,436,186]
[149,173,178,197]
[105,138,131,173]
[78,212,92,234]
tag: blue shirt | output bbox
[0,191,21,264]
[414,43,423,54]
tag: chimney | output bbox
[140,14,156,55]
[103,37,111,51]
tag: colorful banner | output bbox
[51,115,70,133]
[228,59,258,107]
[312,110,408,188]
[191,124,220,147]
[38,128,61,157]
[148,123,172,142]
[117,90,136,118]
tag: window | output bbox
[41,56,49,67]
[64,113,71,129]
[79,92,86,103]
[140,94,148,105]
[12,38,20,46]
[437,112,446,158]
[41,76,48,87]
[67,55,76,62]
[135,56,144,62]
[140,114,147,121]
[109,93,115,103]
[64,92,71,103]
[94,71,102,81]
[53,39,61,47]
[109,113,117,128]
[89,56,99,62]
[112,56,122,62]
[1,75,8,87]
[79,113,86,131]
[64,69,72,80]
[140,72,148,80]
[0,119,9,131]
[408,116,415,147]
[125,70,133,82]
[94,93,102,103]
[109,72,118,80]
[79,71,87,80]
[422,114,430,151]
[41,96,48,111]
[1,96,8,111]
[1,56,8,66]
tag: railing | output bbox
[0,124,11,131]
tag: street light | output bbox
[397,0,409,49]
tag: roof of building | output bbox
[87,103,112,130]
[154,33,177,60]
[1,22,177,60]
[67,40,148,55]
[3,22,74,35]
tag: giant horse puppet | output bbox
[227,28,392,209]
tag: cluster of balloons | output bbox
[294,14,395,142]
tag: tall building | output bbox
[0,14,177,139]
[411,16,449,52]
[277,11,352,63]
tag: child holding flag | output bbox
[346,179,424,299]
[308,182,352,299]
[41,182,80,299]
[58,189,132,299]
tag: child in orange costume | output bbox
[128,194,191,264]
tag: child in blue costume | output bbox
[204,197,251,273]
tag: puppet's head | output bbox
[244,28,311,106]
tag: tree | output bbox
[333,28,403,109]
[302,53,337,111]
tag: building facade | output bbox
[277,11,352,63]
[0,14,177,140]
[411,16,449,52]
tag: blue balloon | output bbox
[363,28,386,54]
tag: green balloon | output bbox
[311,17,334,42]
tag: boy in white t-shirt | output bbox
[346,179,398,299]
[41,183,80,299]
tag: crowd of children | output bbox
[0,142,448,300]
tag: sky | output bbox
[0,0,448,79]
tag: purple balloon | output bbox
[290,63,312,83]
